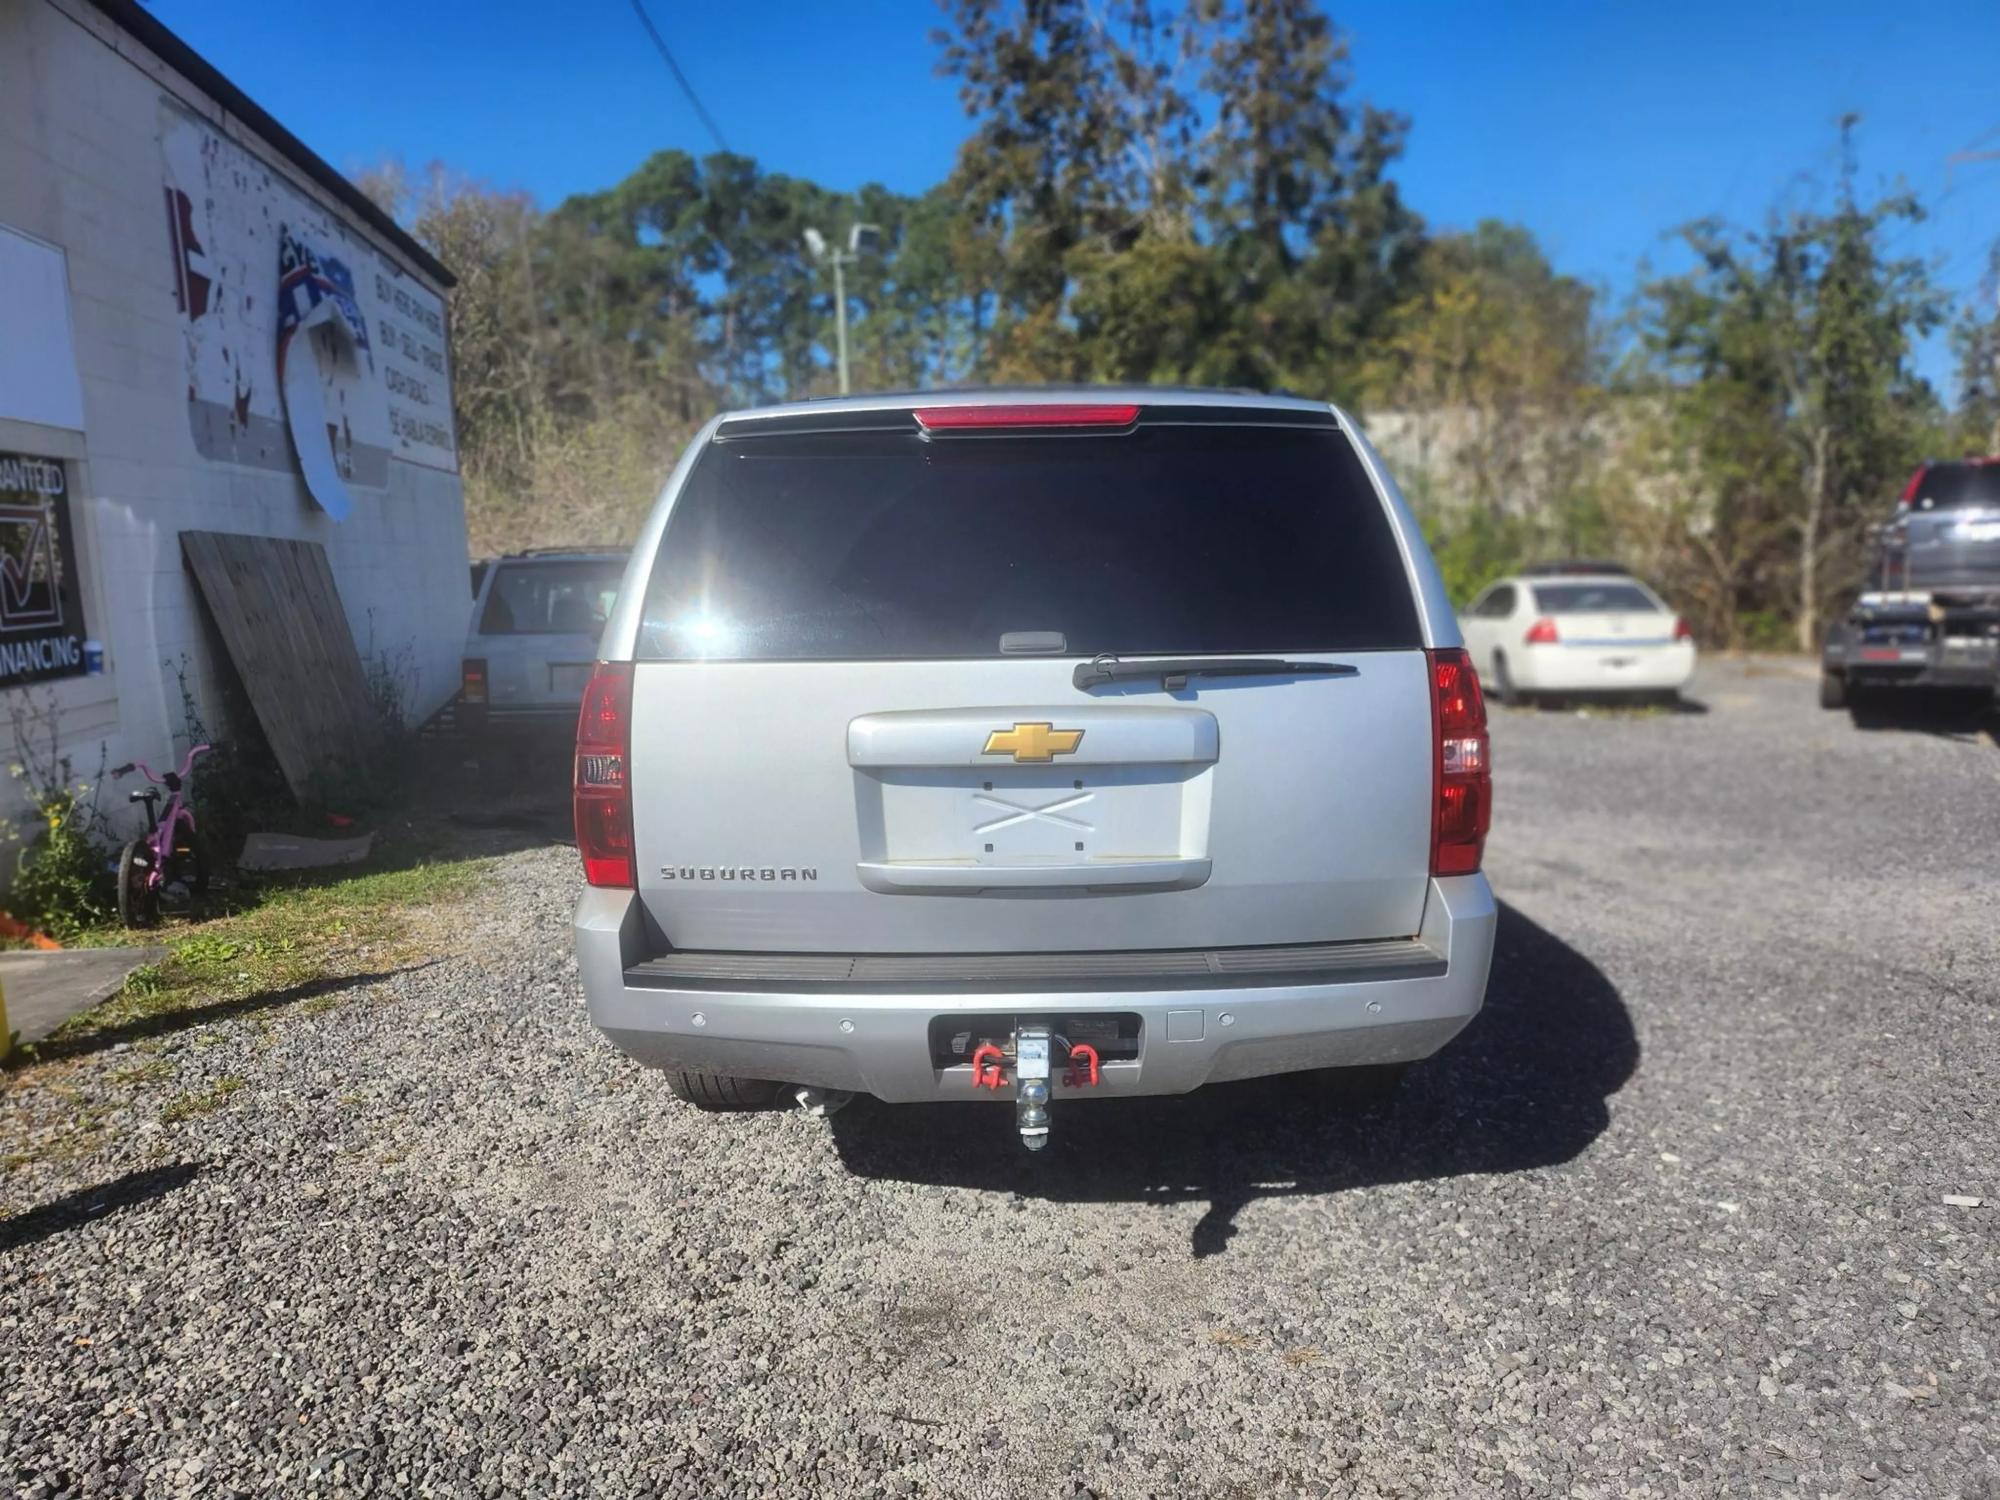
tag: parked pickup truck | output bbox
[1821,459,2000,718]
[571,389,1496,1149]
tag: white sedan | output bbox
[1459,569,1696,705]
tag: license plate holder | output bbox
[548,662,592,696]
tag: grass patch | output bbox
[10,856,491,1067]
[159,1075,245,1123]
[0,1086,110,1170]
[107,1057,174,1087]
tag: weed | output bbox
[361,622,416,736]
[123,962,169,997]
[167,644,432,883]
[160,1075,245,1123]
[169,655,290,882]
[108,1058,174,1087]
[4,693,116,939]
[4,1100,113,1169]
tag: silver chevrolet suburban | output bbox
[572,389,1495,1148]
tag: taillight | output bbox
[913,403,1140,432]
[574,663,634,888]
[1428,648,1491,877]
[461,658,488,703]
[1897,464,1926,509]
[1673,616,1694,643]
[1523,617,1559,645]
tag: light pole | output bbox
[804,223,882,395]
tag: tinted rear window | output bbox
[1910,462,2000,511]
[1532,582,1661,614]
[479,561,624,636]
[638,423,1419,660]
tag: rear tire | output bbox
[1492,652,1530,709]
[664,1071,783,1111]
[116,841,160,929]
[170,838,208,902]
[1818,671,1847,710]
[1848,686,1889,728]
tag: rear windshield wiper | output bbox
[1073,656,1360,691]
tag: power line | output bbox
[624,0,731,154]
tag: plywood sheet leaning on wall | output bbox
[180,531,382,798]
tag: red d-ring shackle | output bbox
[970,1042,1008,1090]
[1064,1043,1100,1088]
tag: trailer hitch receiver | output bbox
[1015,1025,1052,1149]
[967,1025,1104,1148]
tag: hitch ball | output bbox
[1017,1078,1051,1150]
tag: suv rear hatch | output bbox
[1883,461,2000,591]
[476,557,625,711]
[625,404,1437,955]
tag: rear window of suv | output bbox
[1910,462,2000,510]
[638,420,1420,660]
[479,560,624,636]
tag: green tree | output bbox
[1948,248,2000,454]
[1069,239,1261,385]
[1369,222,1601,532]
[933,0,1207,378]
[1197,0,1423,398]
[1638,128,1942,648]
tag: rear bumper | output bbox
[574,875,1496,1103]
[1826,638,1999,692]
[1511,642,1695,693]
[458,702,579,737]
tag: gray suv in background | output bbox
[460,549,628,739]
[571,390,1495,1148]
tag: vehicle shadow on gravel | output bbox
[1846,691,2000,746]
[0,1162,203,1254]
[1506,693,1708,716]
[827,903,1637,1257]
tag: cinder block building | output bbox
[0,0,468,825]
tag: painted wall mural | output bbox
[159,103,456,512]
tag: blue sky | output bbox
[158,0,2000,391]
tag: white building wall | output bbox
[0,0,469,831]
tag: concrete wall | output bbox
[0,0,469,834]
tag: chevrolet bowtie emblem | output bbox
[982,722,1084,763]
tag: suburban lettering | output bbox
[658,865,820,883]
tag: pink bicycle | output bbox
[110,744,211,928]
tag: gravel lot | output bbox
[3,658,1996,1498]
